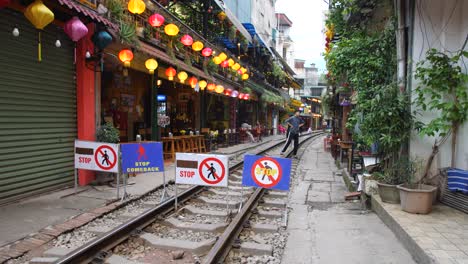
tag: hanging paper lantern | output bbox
[165,67,176,81]
[128,0,145,14]
[0,0,11,9]
[221,60,229,68]
[24,0,54,30]
[237,69,243,75]
[227,58,235,67]
[192,41,204,51]
[207,83,216,91]
[201,47,212,57]
[232,63,241,70]
[215,85,224,94]
[213,56,222,65]
[92,30,112,50]
[224,88,232,96]
[148,13,165,27]
[240,67,247,74]
[244,94,250,100]
[242,73,249,80]
[231,90,239,98]
[218,52,227,61]
[217,11,227,21]
[188,76,198,88]
[119,49,134,67]
[64,17,88,42]
[145,58,158,74]
[180,34,193,46]
[238,93,244,99]
[177,71,188,83]
[164,24,179,36]
[199,80,207,90]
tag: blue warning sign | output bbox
[242,154,291,191]
[121,142,164,173]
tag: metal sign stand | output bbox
[174,184,178,211]
[160,171,168,203]
[238,185,244,213]
[116,172,120,200]
[74,169,78,195]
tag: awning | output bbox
[213,0,252,43]
[271,48,296,75]
[57,0,117,30]
[242,23,275,56]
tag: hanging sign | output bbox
[242,155,291,191]
[74,140,119,173]
[121,142,165,174]
[175,153,229,187]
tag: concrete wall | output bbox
[251,0,276,45]
[410,0,468,172]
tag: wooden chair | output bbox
[162,137,175,161]
[198,135,207,152]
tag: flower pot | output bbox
[397,184,437,214]
[377,182,400,203]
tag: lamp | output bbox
[231,90,239,98]
[207,83,216,91]
[91,30,112,50]
[188,76,198,88]
[224,88,232,96]
[201,48,212,57]
[218,52,227,61]
[213,56,222,65]
[180,34,193,46]
[164,24,179,36]
[232,63,241,70]
[238,93,245,99]
[128,0,145,14]
[221,60,229,68]
[215,85,224,94]
[240,67,247,74]
[199,80,207,90]
[165,67,176,80]
[148,13,164,27]
[145,58,158,74]
[227,58,235,67]
[217,11,227,21]
[118,49,133,67]
[241,73,249,80]
[177,71,188,83]
[24,0,54,61]
[192,41,203,51]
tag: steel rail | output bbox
[56,132,323,264]
[202,133,322,264]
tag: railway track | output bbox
[28,132,323,264]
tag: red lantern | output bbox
[180,34,193,46]
[221,60,229,68]
[238,93,244,99]
[149,13,165,27]
[207,83,216,91]
[224,88,232,96]
[118,49,133,67]
[0,0,11,9]
[244,94,250,100]
[201,47,212,57]
[237,69,243,75]
[165,67,176,81]
[188,76,198,88]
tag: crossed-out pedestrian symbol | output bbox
[251,157,282,188]
[95,145,117,171]
[198,157,225,185]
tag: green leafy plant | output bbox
[119,19,139,47]
[414,48,468,172]
[373,156,419,185]
[96,123,120,143]
[106,0,124,21]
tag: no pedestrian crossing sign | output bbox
[74,140,119,173]
[175,153,229,187]
[242,154,291,191]
[121,142,165,174]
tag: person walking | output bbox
[280,111,305,158]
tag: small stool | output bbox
[198,135,207,152]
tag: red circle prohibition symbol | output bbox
[198,157,225,185]
[95,145,117,170]
[251,157,282,188]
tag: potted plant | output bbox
[396,157,437,214]
[374,158,412,204]
[95,122,120,184]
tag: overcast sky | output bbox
[275,0,328,72]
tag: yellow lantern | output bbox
[215,85,224,94]
[218,52,227,61]
[24,0,54,62]
[192,41,204,51]
[217,11,227,21]
[242,73,249,80]
[164,23,179,36]
[227,58,235,67]
[145,58,158,74]
[128,0,146,15]
[177,71,188,83]
[199,80,207,90]
[232,63,241,71]
[213,56,222,65]
[24,0,54,30]
[240,67,247,74]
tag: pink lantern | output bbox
[149,13,164,27]
[221,60,229,68]
[180,34,193,46]
[244,94,250,100]
[201,47,212,57]
[237,69,243,75]
[0,0,11,8]
[238,93,244,99]
[64,16,88,42]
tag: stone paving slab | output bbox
[372,195,468,264]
